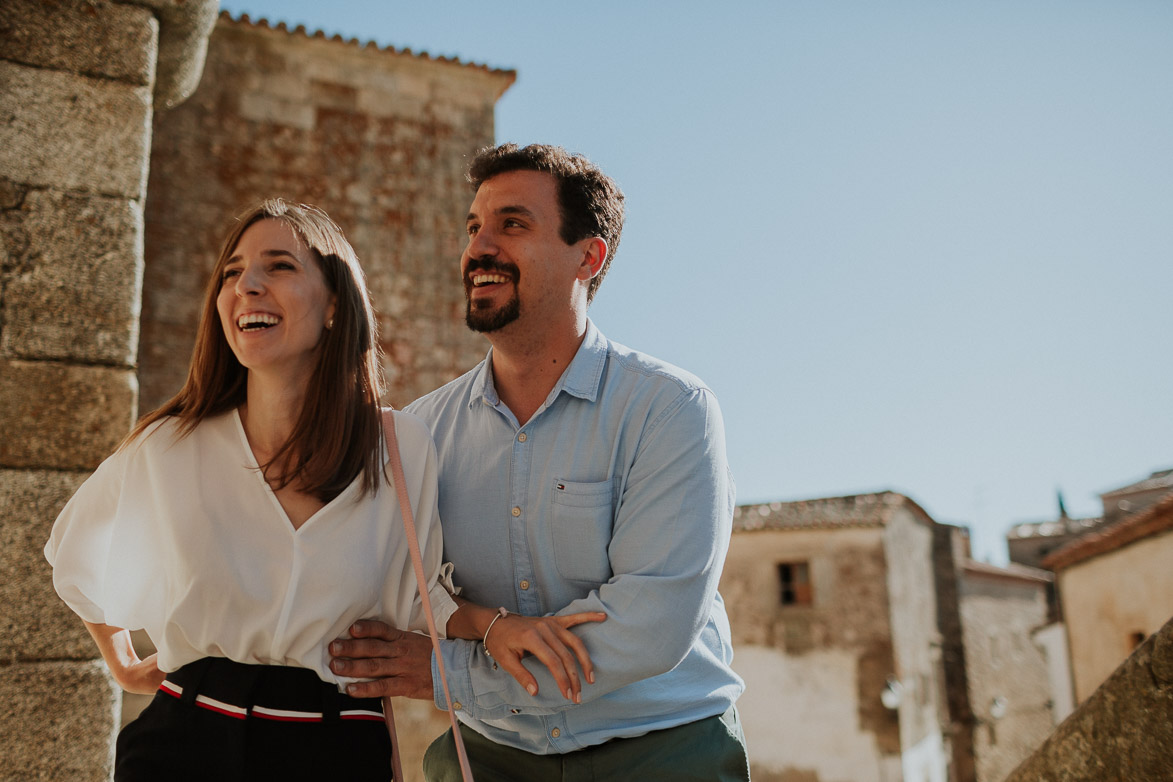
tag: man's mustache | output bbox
[464,256,519,281]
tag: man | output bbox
[330,144,749,781]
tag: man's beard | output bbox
[464,257,521,332]
[466,293,520,332]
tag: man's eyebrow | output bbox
[497,205,536,219]
[466,205,536,223]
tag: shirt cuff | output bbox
[431,638,475,713]
[427,580,460,640]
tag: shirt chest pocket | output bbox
[550,479,615,585]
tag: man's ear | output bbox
[576,237,608,281]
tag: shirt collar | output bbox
[468,319,607,409]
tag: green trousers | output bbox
[423,707,750,782]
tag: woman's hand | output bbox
[82,621,165,695]
[116,651,166,694]
[484,611,606,703]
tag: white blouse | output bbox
[44,408,458,689]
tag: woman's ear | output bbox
[325,294,337,329]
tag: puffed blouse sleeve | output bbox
[382,411,459,638]
[44,428,167,632]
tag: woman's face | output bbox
[216,218,336,385]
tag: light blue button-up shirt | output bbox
[406,320,744,754]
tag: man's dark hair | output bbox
[468,143,625,304]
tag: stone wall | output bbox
[956,568,1053,781]
[1005,614,1173,781]
[0,1,218,777]
[140,14,515,413]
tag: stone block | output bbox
[0,469,92,663]
[0,61,151,199]
[0,0,157,85]
[0,660,118,782]
[1,191,143,364]
[0,359,136,471]
[125,0,220,109]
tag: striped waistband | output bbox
[160,657,383,724]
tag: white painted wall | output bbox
[901,730,949,782]
[1032,622,1074,724]
[734,645,891,782]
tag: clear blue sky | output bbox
[218,0,1172,563]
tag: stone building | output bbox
[951,558,1053,782]
[1099,467,1173,526]
[723,492,1054,782]
[1,6,511,779]
[142,12,515,412]
[1042,492,1173,704]
[1005,513,1103,573]
[1006,466,1172,573]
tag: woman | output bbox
[45,199,602,780]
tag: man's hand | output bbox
[329,620,435,699]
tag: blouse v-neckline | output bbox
[231,408,359,533]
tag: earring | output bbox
[326,318,334,330]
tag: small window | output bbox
[777,562,812,605]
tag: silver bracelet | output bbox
[482,607,509,658]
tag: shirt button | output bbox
[453,701,462,711]
[512,506,522,517]
[520,580,530,590]
[517,432,527,442]
[551,728,561,738]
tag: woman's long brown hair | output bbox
[129,199,385,502]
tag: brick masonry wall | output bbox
[140,16,515,413]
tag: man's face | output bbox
[462,170,584,334]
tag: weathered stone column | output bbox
[0,1,217,778]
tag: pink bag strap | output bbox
[382,410,475,782]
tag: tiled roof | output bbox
[1100,468,1173,498]
[1042,492,1173,571]
[733,491,933,533]
[219,11,517,79]
[1006,516,1104,540]
[962,559,1053,584]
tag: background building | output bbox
[141,12,515,413]
[1043,493,1173,703]
[722,492,1054,782]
